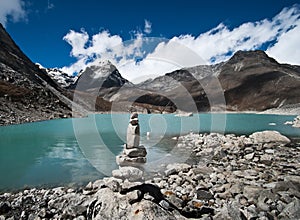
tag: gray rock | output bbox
[245,204,259,219]
[0,201,11,214]
[229,183,243,196]
[243,186,262,202]
[196,189,214,200]
[167,195,184,208]
[62,205,86,218]
[166,163,191,173]
[91,188,180,220]
[92,179,105,189]
[227,201,247,220]
[265,149,275,154]
[112,166,143,182]
[244,152,255,160]
[213,206,232,219]
[284,175,300,184]
[278,198,300,219]
[249,131,290,144]
[103,177,122,192]
[165,168,177,176]
[116,155,146,165]
[126,190,140,204]
[191,166,213,176]
[124,146,147,157]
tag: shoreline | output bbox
[1,130,299,219]
[1,110,299,127]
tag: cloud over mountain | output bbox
[0,0,26,27]
[61,5,300,83]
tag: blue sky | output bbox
[1,0,300,82]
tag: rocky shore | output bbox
[1,131,300,219]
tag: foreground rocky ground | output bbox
[0,131,300,219]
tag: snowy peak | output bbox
[70,59,129,90]
[37,64,76,88]
[46,68,77,88]
[80,60,117,79]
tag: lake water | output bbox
[0,113,299,191]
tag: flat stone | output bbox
[112,166,143,182]
[284,175,300,184]
[116,155,146,165]
[164,168,177,176]
[192,166,213,175]
[249,131,290,144]
[243,186,262,201]
[124,146,147,157]
[166,163,191,173]
[263,182,278,189]
[244,152,255,160]
[265,149,275,154]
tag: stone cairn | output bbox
[116,113,147,165]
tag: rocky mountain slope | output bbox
[61,50,300,114]
[0,24,73,125]
[116,50,300,113]
[219,50,300,111]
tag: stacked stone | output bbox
[116,113,147,165]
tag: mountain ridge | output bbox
[100,50,300,113]
[43,49,300,113]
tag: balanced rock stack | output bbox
[116,113,147,165]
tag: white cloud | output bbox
[62,29,145,76]
[170,5,300,64]
[61,5,300,82]
[0,0,26,27]
[266,6,300,65]
[144,19,152,34]
[267,24,300,65]
[63,29,89,58]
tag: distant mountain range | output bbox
[1,24,300,125]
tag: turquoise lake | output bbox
[0,113,299,191]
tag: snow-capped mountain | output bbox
[36,64,77,88]
[70,60,129,90]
